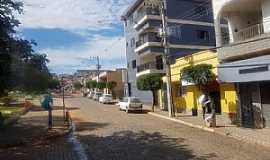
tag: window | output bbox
[196,30,209,40]
[130,98,141,103]
[169,25,182,39]
[132,60,136,69]
[194,6,208,16]
[130,38,135,47]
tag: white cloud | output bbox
[18,0,134,73]
[43,35,127,73]
[19,0,133,31]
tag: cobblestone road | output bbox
[67,97,270,160]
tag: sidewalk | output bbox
[148,107,270,148]
[0,99,78,160]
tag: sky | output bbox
[17,0,134,74]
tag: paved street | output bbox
[67,97,270,160]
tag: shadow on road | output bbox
[77,129,217,160]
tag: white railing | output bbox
[234,23,264,42]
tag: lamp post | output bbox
[144,0,175,117]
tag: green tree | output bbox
[73,82,82,90]
[181,64,215,90]
[106,81,117,96]
[0,0,23,95]
[0,0,52,95]
[86,80,97,89]
[48,79,60,89]
[96,82,106,90]
[137,73,162,111]
[181,64,216,126]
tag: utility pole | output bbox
[90,56,101,82]
[144,0,175,117]
[61,76,66,121]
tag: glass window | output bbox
[130,98,141,103]
[132,60,136,69]
[196,30,209,40]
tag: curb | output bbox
[148,112,270,148]
[148,112,214,132]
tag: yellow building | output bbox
[162,50,237,116]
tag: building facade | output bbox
[167,50,237,123]
[213,0,270,128]
[92,69,127,98]
[122,0,218,103]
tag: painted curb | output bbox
[148,112,214,132]
[148,112,270,148]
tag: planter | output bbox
[192,108,198,116]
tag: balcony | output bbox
[219,22,270,62]
[136,61,165,77]
[134,7,161,30]
[135,33,162,54]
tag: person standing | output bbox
[198,94,211,120]
[41,92,54,129]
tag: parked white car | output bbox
[119,97,143,113]
[99,94,113,104]
[93,92,103,101]
[88,91,94,99]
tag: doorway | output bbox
[209,91,222,114]
[261,82,270,128]
[239,84,255,128]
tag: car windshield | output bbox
[96,93,102,96]
[130,98,141,103]
[104,95,112,98]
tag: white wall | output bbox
[262,0,270,33]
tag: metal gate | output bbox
[261,82,270,128]
[239,84,254,128]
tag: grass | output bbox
[0,105,22,118]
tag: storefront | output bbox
[218,55,270,128]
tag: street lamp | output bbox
[144,0,175,117]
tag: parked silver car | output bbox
[119,97,143,113]
[93,92,103,101]
[99,94,113,104]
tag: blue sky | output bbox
[18,0,133,74]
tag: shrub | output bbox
[0,96,14,106]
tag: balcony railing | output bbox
[235,23,264,41]
[136,37,162,48]
[135,7,160,22]
[222,23,265,45]
[137,61,163,73]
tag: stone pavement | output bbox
[67,97,270,160]
[152,108,270,147]
[0,98,79,160]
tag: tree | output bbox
[106,81,117,93]
[0,0,23,95]
[137,73,162,111]
[181,64,216,127]
[48,79,60,90]
[181,64,215,90]
[73,82,82,90]
[86,80,97,90]
[0,0,52,95]
[96,82,106,90]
